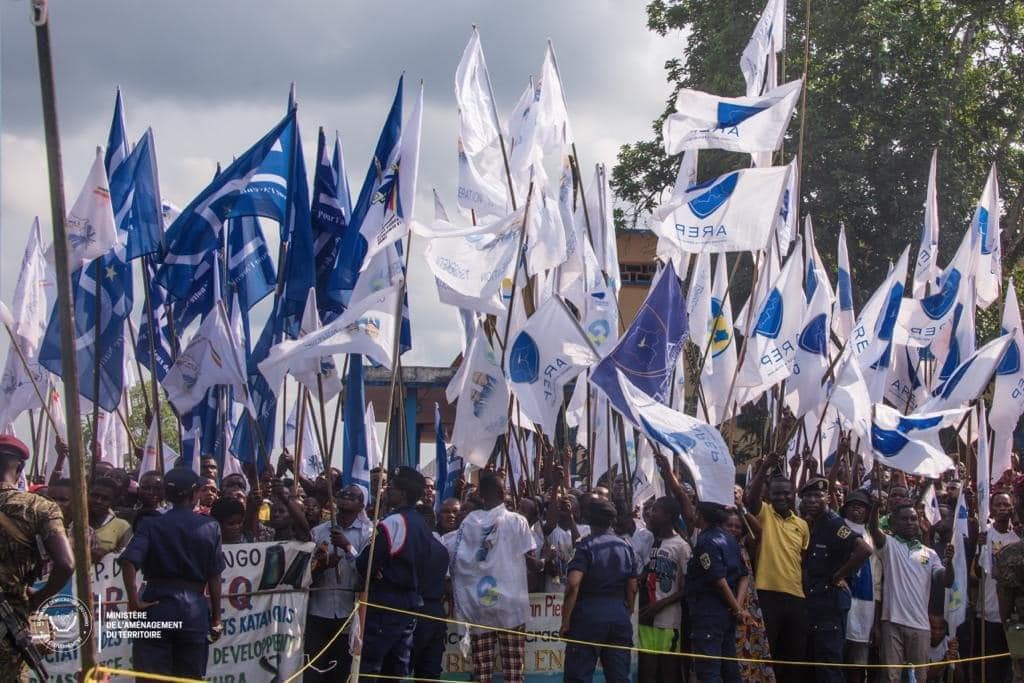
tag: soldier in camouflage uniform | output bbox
[0,436,73,681]
[995,475,1024,682]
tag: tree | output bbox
[81,381,181,472]
[614,0,1024,306]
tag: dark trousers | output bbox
[132,630,209,680]
[564,617,633,683]
[971,619,1012,683]
[411,607,447,680]
[304,614,352,682]
[691,615,740,683]
[360,608,416,681]
[758,589,808,682]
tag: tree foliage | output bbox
[614,0,1024,304]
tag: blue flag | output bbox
[230,309,279,472]
[154,111,295,301]
[590,262,688,418]
[109,129,164,260]
[312,129,353,321]
[135,257,177,381]
[104,88,129,177]
[433,403,446,513]
[278,116,315,335]
[342,355,370,491]
[39,248,133,412]
[327,78,403,309]
[227,215,276,311]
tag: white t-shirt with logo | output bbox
[640,534,691,630]
[450,504,537,630]
[879,536,943,631]
[982,526,1021,622]
[545,524,590,592]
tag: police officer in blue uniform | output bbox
[800,477,872,683]
[410,501,450,680]
[119,467,225,679]
[685,501,749,683]
[356,466,431,680]
[559,499,638,683]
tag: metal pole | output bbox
[31,0,96,671]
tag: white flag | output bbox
[451,330,509,467]
[871,403,965,477]
[261,285,400,395]
[774,159,799,247]
[616,369,734,506]
[523,185,568,275]
[61,150,119,268]
[830,355,873,446]
[894,257,962,349]
[164,301,250,416]
[365,402,383,473]
[506,297,599,437]
[700,253,739,424]
[283,397,323,481]
[139,415,180,476]
[686,250,713,354]
[0,220,54,430]
[992,433,1014,491]
[737,238,805,387]
[785,281,832,418]
[455,28,508,217]
[835,224,856,342]
[740,0,787,97]
[977,403,991,537]
[290,289,343,400]
[989,281,1024,435]
[803,215,835,307]
[912,149,940,298]
[972,164,1001,309]
[662,79,802,155]
[508,43,573,183]
[653,165,790,254]
[922,333,1013,413]
[946,489,969,634]
[845,247,909,369]
[922,482,941,526]
[359,83,422,267]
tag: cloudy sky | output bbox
[0,2,683,445]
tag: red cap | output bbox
[0,436,29,461]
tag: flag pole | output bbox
[90,254,102,475]
[794,0,813,223]
[140,259,165,467]
[125,318,152,420]
[474,24,518,212]
[499,182,536,368]
[31,0,97,672]
[314,375,336,517]
[720,251,766,424]
[0,320,60,434]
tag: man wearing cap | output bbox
[840,488,882,677]
[0,436,74,680]
[355,466,432,679]
[800,477,872,682]
[560,498,638,683]
[119,467,225,679]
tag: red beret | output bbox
[0,435,30,461]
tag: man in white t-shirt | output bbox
[543,494,589,592]
[637,496,690,683]
[869,502,954,683]
[449,472,538,683]
[974,491,1018,681]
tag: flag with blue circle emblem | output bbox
[590,262,687,419]
[784,281,831,418]
[971,164,1001,309]
[989,282,1024,436]
[615,369,734,506]
[946,488,969,633]
[662,79,802,154]
[923,332,1014,413]
[108,128,164,260]
[869,403,965,476]
[835,224,856,342]
[39,247,133,412]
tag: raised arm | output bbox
[745,452,779,515]
[654,450,696,530]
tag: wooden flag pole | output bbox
[0,320,60,434]
[90,255,102,475]
[31,0,97,672]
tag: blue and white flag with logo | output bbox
[590,262,688,418]
[911,149,940,298]
[989,281,1024,436]
[922,482,941,525]
[259,284,400,395]
[506,297,599,438]
[105,88,129,177]
[894,253,963,349]
[653,165,790,254]
[870,403,964,477]
[923,332,1014,413]
[737,238,804,388]
[312,130,352,320]
[39,247,132,412]
[108,128,164,260]
[977,402,991,539]
[835,224,856,342]
[663,79,802,155]
[785,281,832,418]
[288,288,342,401]
[700,253,739,424]
[135,257,176,382]
[451,328,509,467]
[829,355,874,447]
[844,247,909,369]
[972,163,1001,309]
[803,216,835,305]
[59,150,120,270]
[686,250,712,356]
[741,0,787,97]
[933,277,976,392]
[341,354,369,491]
[616,369,734,506]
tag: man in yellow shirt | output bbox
[744,451,810,681]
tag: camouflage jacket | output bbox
[995,540,1024,622]
[0,485,65,607]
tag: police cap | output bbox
[799,477,829,496]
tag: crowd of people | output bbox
[4,429,1024,682]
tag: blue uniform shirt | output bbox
[419,534,450,615]
[685,526,747,619]
[804,510,861,592]
[566,530,638,623]
[119,506,226,638]
[357,506,431,610]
